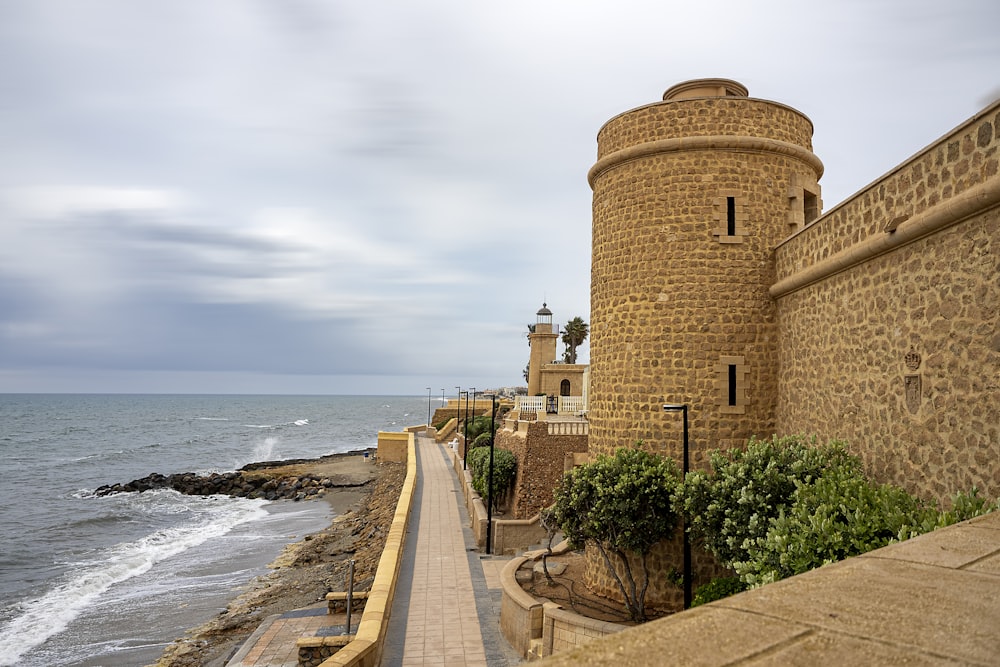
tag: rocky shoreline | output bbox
[101,451,407,667]
[95,451,374,501]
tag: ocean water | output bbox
[0,394,431,667]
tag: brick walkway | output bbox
[381,437,492,667]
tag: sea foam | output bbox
[0,492,267,666]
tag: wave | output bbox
[0,494,268,667]
[244,419,310,430]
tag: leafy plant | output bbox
[471,432,493,450]
[464,415,496,441]
[691,577,747,607]
[678,435,998,589]
[676,435,857,567]
[732,466,936,585]
[549,446,680,622]
[467,446,516,512]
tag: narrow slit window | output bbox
[717,355,747,414]
[728,364,737,406]
[714,191,745,243]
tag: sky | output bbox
[0,1,997,395]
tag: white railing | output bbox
[547,421,589,436]
[558,396,585,414]
[515,396,546,413]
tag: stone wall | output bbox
[498,421,588,520]
[772,101,1000,501]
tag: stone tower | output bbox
[527,303,559,396]
[587,78,824,465]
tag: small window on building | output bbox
[713,190,746,243]
[786,175,822,231]
[560,379,571,396]
[803,191,819,225]
[716,355,748,414]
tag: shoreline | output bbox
[147,452,406,667]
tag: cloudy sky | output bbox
[0,1,997,395]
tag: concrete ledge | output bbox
[318,431,418,667]
[537,512,1000,665]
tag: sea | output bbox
[0,393,432,667]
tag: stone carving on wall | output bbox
[904,374,922,414]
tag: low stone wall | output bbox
[492,514,549,557]
[499,556,545,657]
[499,543,627,661]
[434,417,458,442]
[541,606,627,658]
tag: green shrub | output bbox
[732,466,937,586]
[691,577,747,607]
[467,446,516,511]
[550,446,680,622]
[471,432,492,450]
[676,435,858,567]
[682,435,999,588]
[464,415,497,441]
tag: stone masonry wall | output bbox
[498,422,588,520]
[773,102,1000,502]
[775,208,999,500]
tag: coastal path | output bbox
[380,434,518,666]
[226,434,518,667]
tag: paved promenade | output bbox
[381,436,518,666]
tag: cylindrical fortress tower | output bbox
[585,78,824,605]
[588,78,823,462]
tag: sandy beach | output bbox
[149,453,405,667]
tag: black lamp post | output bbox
[455,386,461,440]
[484,393,497,555]
[663,403,692,610]
[464,387,475,470]
[426,387,432,432]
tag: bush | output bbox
[467,446,516,511]
[471,432,492,450]
[691,577,747,607]
[550,446,680,622]
[732,466,937,585]
[680,435,998,588]
[463,415,497,441]
[677,435,858,567]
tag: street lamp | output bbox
[426,387,432,432]
[484,393,497,555]
[663,403,692,610]
[464,388,475,470]
[455,386,461,441]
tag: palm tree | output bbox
[561,317,589,364]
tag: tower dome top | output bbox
[663,78,748,101]
[536,303,552,317]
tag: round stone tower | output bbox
[587,77,824,466]
[584,78,824,607]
